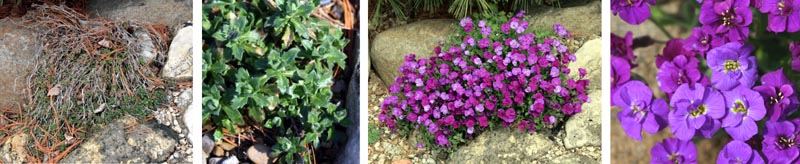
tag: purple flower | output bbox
[791,42,800,72]
[762,120,800,163]
[480,26,492,36]
[479,38,491,49]
[669,83,726,140]
[683,27,716,55]
[553,24,570,37]
[436,133,449,146]
[656,39,694,68]
[721,86,766,141]
[706,42,757,91]
[717,140,765,164]
[611,56,631,106]
[611,0,656,24]
[651,138,698,164]
[753,68,799,121]
[460,17,474,32]
[614,81,669,140]
[759,0,800,32]
[656,55,706,97]
[699,0,752,43]
[611,32,637,65]
[549,68,560,77]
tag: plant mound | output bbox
[202,0,349,163]
[380,11,591,152]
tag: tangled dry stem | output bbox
[5,4,171,162]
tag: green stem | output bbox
[649,16,674,39]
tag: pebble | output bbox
[221,155,239,164]
[218,142,237,150]
[208,157,223,164]
[246,144,272,164]
[203,135,214,155]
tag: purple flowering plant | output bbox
[380,11,590,152]
[612,0,800,163]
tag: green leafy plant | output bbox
[202,0,349,163]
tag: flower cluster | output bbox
[612,1,800,163]
[381,11,590,149]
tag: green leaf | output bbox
[251,93,269,108]
[247,107,265,123]
[222,118,236,133]
[235,68,250,81]
[222,102,247,125]
[232,44,244,60]
[214,129,224,141]
[333,110,347,122]
[230,96,248,111]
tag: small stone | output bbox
[218,142,236,151]
[247,144,272,164]
[221,155,239,164]
[208,157,223,164]
[203,135,214,155]
[392,158,412,164]
[212,146,225,157]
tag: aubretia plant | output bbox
[380,11,590,152]
[612,0,800,163]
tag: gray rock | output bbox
[135,27,156,64]
[221,155,240,164]
[526,0,601,38]
[61,115,179,163]
[176,89,192,110]
[550,154,597,164]
[0,18,38,106]
[336,61,360,164]
[247,144,272,164]
[567,39,601,92]
[161,26,194,82]
[447,128,555,163]
[88,0,191,30]
[564,91,602,149]
[0,134,30,163]
[208,157,224,164]
[203,134,215,157]
[369,19,457,87]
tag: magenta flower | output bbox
[436,133,449,146]
[706,42,757,91]
[651,138,698,164]
[699,0,752,43]
[613,81,669,140]
[759,0,800,32]
[656,55,706,97]
[669,83,726,140]
[460,17,474,32]
[762,120,800,163]
[656,39,694,68]
[611,0,656,25]
[611,31,637,65]
[611,56,631,106]
[717,140,765,164]
[720,86,766,141]
[791,42,800,72]
[753,68,799,121]
[683,27,717,55]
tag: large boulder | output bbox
[0,18,38,107]
[447,128,555,163]
[526,0,601,38]
[370,19,457,87]
[88,0,191,29]
[62,115,179,163]
[568,39,601,92]
[564,91,602,149]
[161,26,193,82]
[0,133,30,163]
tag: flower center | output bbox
[669,153,684,164]
[777,136,797,149]
[769,91,785,105]
[779,1,793,15]
[627,0,633,5]
[722,9,736,27]
[690,104,707,118]
[724,60,740,72]
[731,100,748,114]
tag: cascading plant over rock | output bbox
[379,10,591,153]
